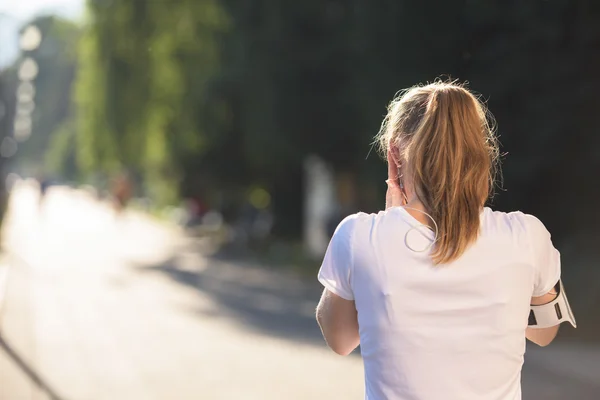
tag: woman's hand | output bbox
[385,151,404,209]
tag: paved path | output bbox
[0,181,598,400]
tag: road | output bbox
[0,181,598,400]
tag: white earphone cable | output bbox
[402,206,438,253]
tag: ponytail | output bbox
[379,81,499,264]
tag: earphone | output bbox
[403,206,438,253]
[396,165,438,252]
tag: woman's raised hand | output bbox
[385,151,404,210]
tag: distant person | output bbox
[315,81,576,400]
[111,173,132,213]
[39,178,50,196]
[37,175,51,209]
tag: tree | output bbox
[73,0,229,205]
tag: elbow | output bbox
[316,319,355,356]
[327,340,355,356]
[526,325,559,347]
[533,336,556,347]
[332,348,353,356]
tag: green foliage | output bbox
[46,120,77,176]
[72,0,229,205]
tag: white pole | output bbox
[303,155,336,259]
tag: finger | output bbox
[387,150,399,184]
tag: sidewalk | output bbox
[0,253,55,400]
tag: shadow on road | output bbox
[130,250,329,347]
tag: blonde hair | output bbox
[378,80,500,264]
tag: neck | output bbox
[404,197,434,229]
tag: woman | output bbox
[315,81,569,399]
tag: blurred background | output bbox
[0,1,599,399]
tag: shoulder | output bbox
[330,211,386,249]
[482,208,552,244]
[335,207,422,234]
[333,212,374,236]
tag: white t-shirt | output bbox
[318,207,561,400]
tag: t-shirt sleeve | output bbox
[317,215,357,301]
[525,215,561,297]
